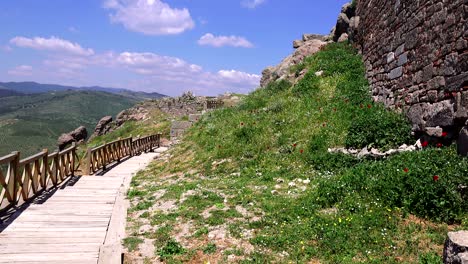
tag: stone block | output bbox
[388,67,403,80]
[397,52,408,66]
[188,114,202,122]
[395,44,405,56]
[387,52,395,63]
[425,100,455,127]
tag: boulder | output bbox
[293,40,304,49]
[57,134,74,151]
[333,13,351,42]
[88,116,113,141]
[444,231,468,264]
[338,33,349,42]
[302,34,326,42]
[260,39,326,87]
[426,101,455,127]
[57,126,88,150]
[70,126,87,141]
[341,2,355,18]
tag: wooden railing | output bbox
[84,134,161,175]
[0,144,78,213]
[0,133,161,213]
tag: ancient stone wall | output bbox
[354,0,468,134]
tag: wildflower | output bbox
[360,104,364,108]
[240,122,244,126]
[300,149,304,154]
[323,123,327,127]
[293,143,297,148]
[436,143,443,148]
[403,168,409,173]
[367,104,372,109]
[421,141,428,148]
[433,175,440,181]
[333,108,337,112]
[442,131,448,137]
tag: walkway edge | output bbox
[98,173,132,263]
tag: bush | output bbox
[316,147,468,223]
[264,79,292,93]
[345,104,413,150]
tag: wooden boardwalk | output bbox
[0,152,160,264]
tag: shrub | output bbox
[264,79,292,93]
[345,104,413,150]
[158,239,185,259]
[315,147,468,223]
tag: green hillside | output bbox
[0,90,138,157]
[120,43,468,263]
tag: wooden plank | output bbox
[0,237,104,244]
[0,253,98,262]
[0,231,106,238]
[0,243,100,253]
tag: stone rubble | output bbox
[328,141,421,159]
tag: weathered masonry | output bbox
[353,0,468,133]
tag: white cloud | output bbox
[5,36,259,95]
[198,33,254,48]
[217,70,261,85]
[241,0,266,9]
[104,0,194,35]
[10,36,94,56]
[7,65,33,76]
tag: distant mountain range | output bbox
[0,81,166,100]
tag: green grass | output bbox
[124,42,468,263]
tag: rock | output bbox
[70,126,87,141]
[341,2,355,18]
[91,116,113,140]
[425,126,443,137]
[357,147,370,159]
[333,13,350,42]
[444,231,468,264]
[57,134,74,150]
[260,66,276,88]
[338,33,349,42]
[315,70,324,77]
[302,34,326,42]
[426,101,455,127]
[260,39,326,87]
[458,126,468,157]
[293,40,304,49]
[271,190,279,195]
[57,126,88,150]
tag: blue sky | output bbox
[0,0,349,96]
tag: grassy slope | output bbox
[0,90,137,157]
[124,43,468,263]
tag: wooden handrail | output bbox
[0,143,78,214]
[84,134,161,175]
[0,133,161,213]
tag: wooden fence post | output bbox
[83,148,91,175]
[41,149,48,189]
[70,142,76,176]
[10,151,20,205]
